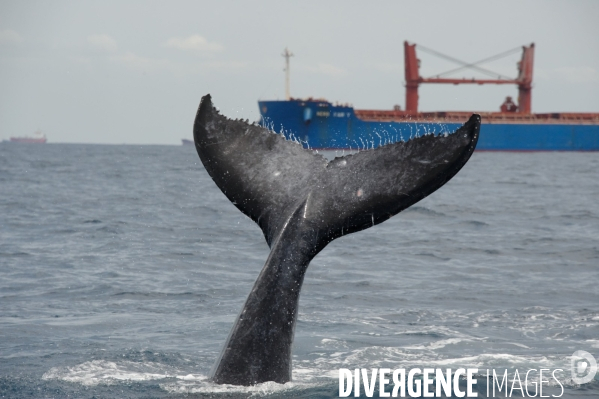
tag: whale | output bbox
[193,94,480,386]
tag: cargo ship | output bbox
[10,130,47,144]
[258,43,599,151]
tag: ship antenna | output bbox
[282,47,294,100]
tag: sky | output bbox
[1,0,598,144]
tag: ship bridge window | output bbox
[303,107,313,123]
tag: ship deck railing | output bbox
[354,110,599,125]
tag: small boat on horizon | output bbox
[182,139,194,146]
[10,129,47,144]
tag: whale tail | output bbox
[193,94,480,385]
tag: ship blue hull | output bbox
[259,100,599,151]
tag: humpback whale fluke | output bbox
[193,94,480,386]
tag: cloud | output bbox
[202,60,249,70]
[0,29,24,45]
[304,63,348,77]
[164,35,223,53]
[110,52,173,72]
[70,56,92,66]
[370,62,402,73]
[88,34,117,52]
[533,67,551,80]
[554,66,599,83]
[111,52,248,75]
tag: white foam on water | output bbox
[403,337,474,350]
[160,377,324,395]
[42,360,202,386]
[507,342,531,349]
[41,348,588,393]
[586,339,599,348]
[317,338,349,350]
[41,359,330,394]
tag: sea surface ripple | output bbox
[1,143,598,398]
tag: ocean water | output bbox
[1,142,598,398]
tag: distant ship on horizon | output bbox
[182,139,194,146]
[10,129,47,144]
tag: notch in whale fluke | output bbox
[193,94,479,386]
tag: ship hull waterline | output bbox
[259,100,599,151]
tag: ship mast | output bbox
[282,47,293,100]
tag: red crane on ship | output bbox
[403,41,535,114]
[354,42,597,124]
